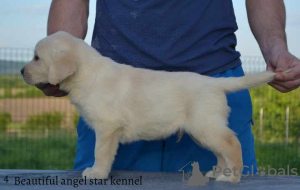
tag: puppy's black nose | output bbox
[21,67,25,75]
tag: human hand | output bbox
[35,83,68,97]
[266,50,300,93]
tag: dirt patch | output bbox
[0,98,77,128]
[11,88,27,95]
[0,88,27,96]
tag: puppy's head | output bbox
[21,31,78,86]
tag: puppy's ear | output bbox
[48,50,77,85]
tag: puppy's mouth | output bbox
[35,83,59,90]
[35,83,68,96]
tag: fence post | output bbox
[260,108,263,143]
[286,106,289,145]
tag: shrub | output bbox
[24,112,65,130]
[0,112,12,131]
[13,86,45,98]
[72,111,79,128]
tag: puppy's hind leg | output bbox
[190,135,227,178]
[188,120,243,183]
[82,127,120,179]
[214,132,243,183]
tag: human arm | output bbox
[246,0,300,92]
[47,0,89,38]
[37,0,90,96]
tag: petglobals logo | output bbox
[210,165,298,177]
[178,162,299,188]
[254,165,298,177]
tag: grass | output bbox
[7,122,23,130]
[0,76,47,98]
[255,142,300,172]
[0,130,77,170]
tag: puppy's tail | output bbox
[217,71,275,93]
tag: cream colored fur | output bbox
[22,32,275,183]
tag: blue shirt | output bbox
[92,0,241,75]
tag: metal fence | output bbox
[0,47,299,173]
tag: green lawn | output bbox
[255,142,300,172]
[0,130,77,170]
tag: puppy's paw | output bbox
[205,170,218,178]
[216,174,231,182]
[216,174,240,183]
[82,167,109,179]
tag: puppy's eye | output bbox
[34,55,39,61]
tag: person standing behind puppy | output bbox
[38,0,300,175]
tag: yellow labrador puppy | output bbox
[22,31,275,183]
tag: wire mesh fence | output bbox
[1,48,78,170]
[0,48,299,173]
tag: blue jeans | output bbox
[73,66,257,175]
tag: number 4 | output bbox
[4,176,8,183]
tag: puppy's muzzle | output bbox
[21,67,25,75]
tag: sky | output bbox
[0,0,299,57]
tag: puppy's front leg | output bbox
[82,129,119,179]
